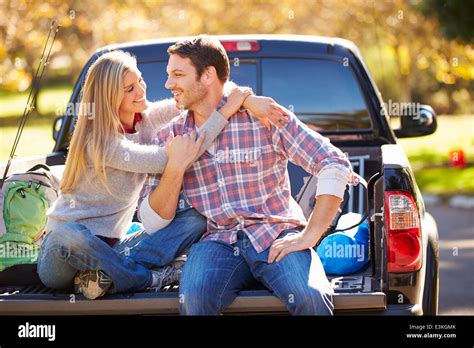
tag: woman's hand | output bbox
[164,130,206,172]
[243,96,290,130]
[219,86,253,119]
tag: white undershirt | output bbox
[138,196,173,234]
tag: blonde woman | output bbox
[37,50,288,299]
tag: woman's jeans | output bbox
[37,207,206,293]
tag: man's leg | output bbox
[37,222,152,294]
[246,230,334,315]
[114,207,207,268]
[179,240,256,315]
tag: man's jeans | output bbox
[179,229,334,315]
[37,207,206,293]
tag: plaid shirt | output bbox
[141,99,357,253]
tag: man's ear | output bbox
[201,66,217,85]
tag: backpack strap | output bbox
[26,164,60,191]
[27,164,51,173]
[0,180,13,238]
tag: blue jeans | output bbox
[179,229,334,315]
[37,207,207,293]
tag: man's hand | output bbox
[243,95,290,130]
[268,231,318,263]
[267,194,342,263]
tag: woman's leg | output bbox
[37,222,152,293]
[114,207,207,268]
[37,225,78,290]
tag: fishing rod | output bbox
[1,20,60,190]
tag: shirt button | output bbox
[218,179,225,187]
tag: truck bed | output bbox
[0,270,386,315]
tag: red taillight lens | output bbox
[384,191,422,272]
[220,40,260,52]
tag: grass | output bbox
[0,124,56,162]
[397,115,474,196]
[0,84,72,119]
[0,84,72,162]
[397,115,474,170]
[1,85,473,195]
[414,167,474,196]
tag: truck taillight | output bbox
[384,191,422,272]
[220,40,260,52]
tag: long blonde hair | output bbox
[61,50,138,194]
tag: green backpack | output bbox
[0,164,59,271]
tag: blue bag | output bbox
[316,213,369,275]
[126,222,144,235]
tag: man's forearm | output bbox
[303,194,342,246]
[148,166,185,219]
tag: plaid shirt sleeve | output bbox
[272,111,355,199]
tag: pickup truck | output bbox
[0,35,439,315]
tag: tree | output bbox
[419,0,474,43]
[0,0,472,114]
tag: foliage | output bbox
[419,0,474,43]
[0,0,473,114]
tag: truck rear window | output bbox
[138,57,372,132]
[261,58,372,132]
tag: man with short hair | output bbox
[141,35,358,315]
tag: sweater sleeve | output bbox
[194,110,229,157]
[146,99,181,129]
[102,137,169,174]
[103,110,228,175]
[150,109,229,160]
